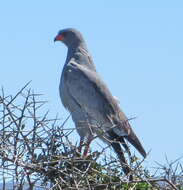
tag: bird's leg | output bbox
[78,138,84,153]
[83,137,92,157]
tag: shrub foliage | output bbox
[0,84,182,189]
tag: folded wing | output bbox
[65,60,146,157]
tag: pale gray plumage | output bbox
[54,28,146,177]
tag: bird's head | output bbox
[54,28,85,49]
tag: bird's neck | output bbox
[66,43,87,63]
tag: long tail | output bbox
[111,142,133,181]
[125,127,146,158]
[113,114,146,158]
[107,130,133,180]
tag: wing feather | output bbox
[65,60,121,120]
[64,60,146,157]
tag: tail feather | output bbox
[125,128,146,158]
[113,114,146,158]
[106,126,146,180]
[111,142,133,180]
[108,129,131,156]
[107,130,133,180]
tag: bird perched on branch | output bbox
[54,28,146,179]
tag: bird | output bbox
[54,28,146,178]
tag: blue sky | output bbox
[0,1,183,168]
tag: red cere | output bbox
[55,34,64,41]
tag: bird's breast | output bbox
[59,67,81,112]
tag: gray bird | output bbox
[54,28,146,177]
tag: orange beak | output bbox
[54,34,64,42]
